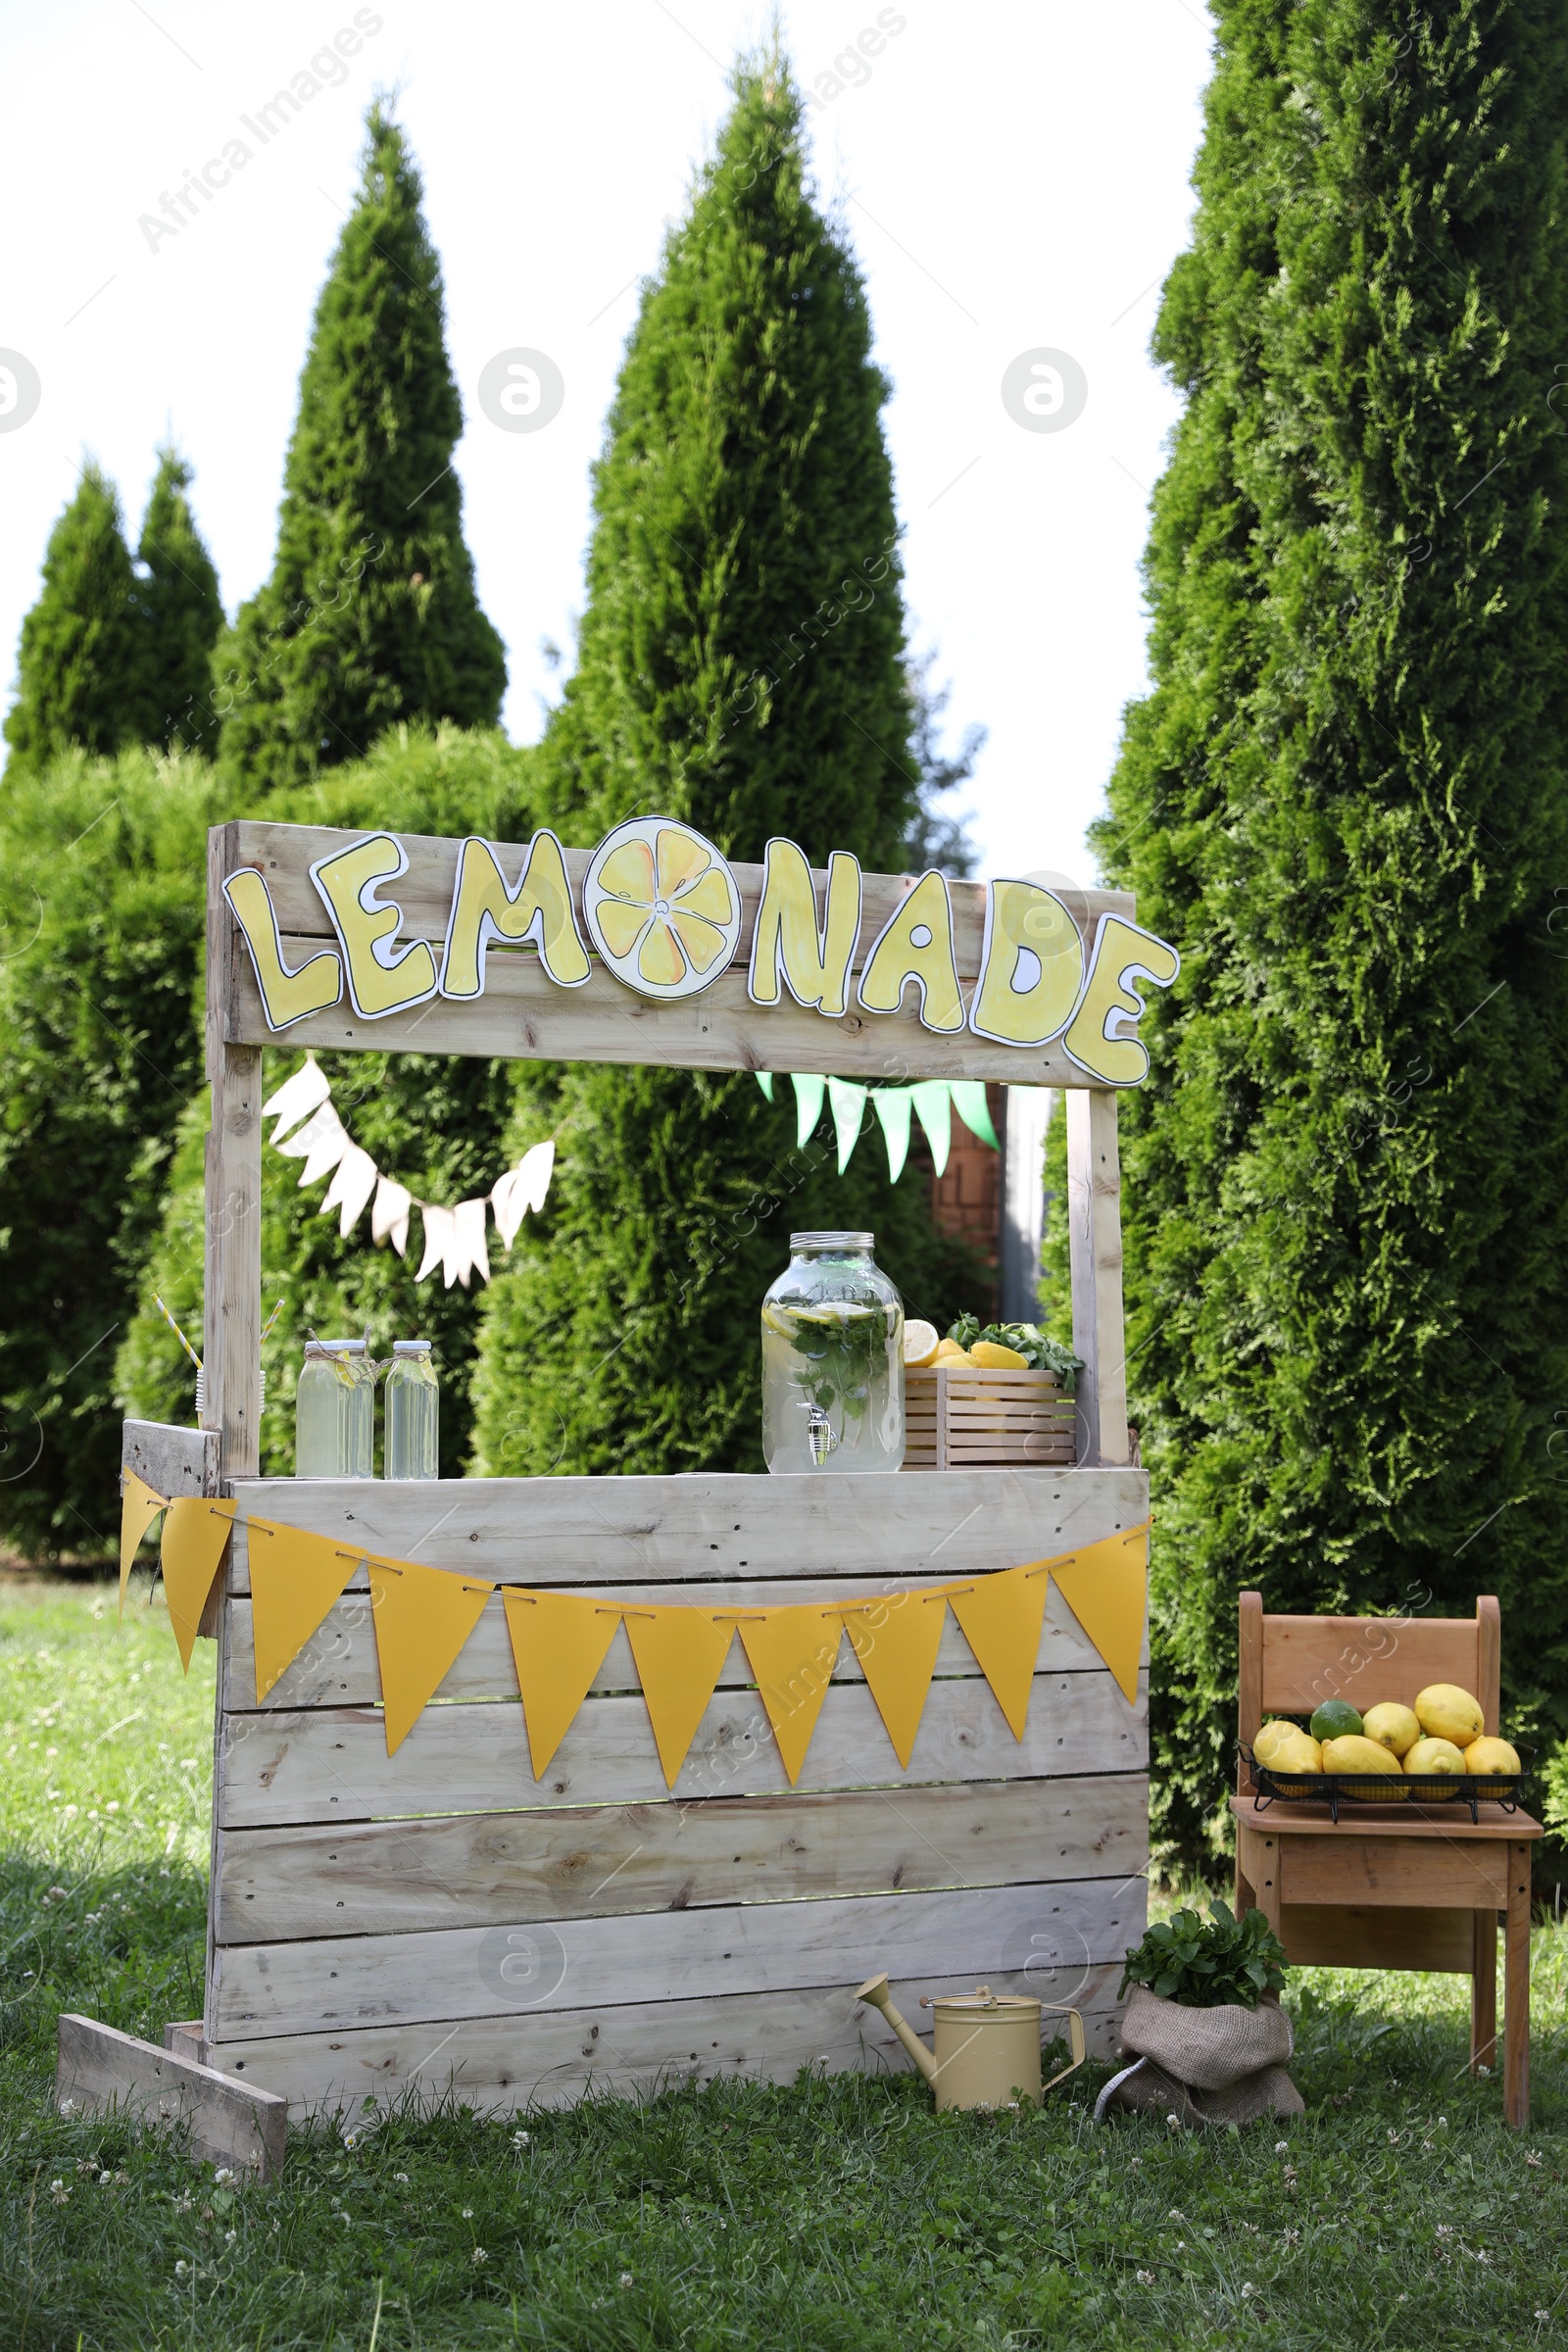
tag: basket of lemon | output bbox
[902,1316,1082,1472]
[1244,1686,1528,1824]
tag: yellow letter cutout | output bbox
[747,838,862,1017]
[309,834,439,1020]
[1061,914,1180,1085]
[223,867,343,1031]
[969,880,1085,1047]
[439,832,591,1000]
[855,869,965,1034]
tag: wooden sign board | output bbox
[213,818,1173,1087]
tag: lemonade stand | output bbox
[80,814,1176,2155]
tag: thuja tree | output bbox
[120,728,539,1477]
[471,53,979,1476]
[215,105,505,794]
[1094,3,1568,1872]
[131,449,224,754]
[0,750,223,1557]
[3,465,142,776]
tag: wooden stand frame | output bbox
[185,820,1151,2117]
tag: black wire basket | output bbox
[1241,1743,1532,1826]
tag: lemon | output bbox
[1361,1701,1421,1758]
[934,1341,972,1365]
[969,1339,1029,1370]
[903,1319,941,1368]
[1269,1730,1323,1775]
[1253,1719,1303,1766]
[1414,1683,1484,1746]
[1403,1736,1467,1795]
[1322,1734,1405,1793]
[1463,1736,1521,1778]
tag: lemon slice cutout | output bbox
[583,815,743,1001]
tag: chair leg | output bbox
[1470,1910,1496,2074]
[1503,1840,1531,2130]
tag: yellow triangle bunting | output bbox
[248,1523,364,1703]
[160,1497,235,1672]
[369,1554,495,1755]
[842,1589,948,1769]
[948,1563,1051,1740]
[120,1471,167,1617]
[1049,1523,1150,1703]
[503,1588,622,1780]
[623,1607,735,1788]
[734,1606,844,1787]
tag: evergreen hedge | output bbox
[2,467,143,775]
[469,55,982,1478]
[1093,1,1568,1872]
[0,751,227,1556]
[215,105,506,798]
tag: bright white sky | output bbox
[0,0,1212,885]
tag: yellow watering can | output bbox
[856,1974,1086,2112]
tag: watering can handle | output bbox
[1039,2002,1086,2093]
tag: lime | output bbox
[1310,1699,1362,1743]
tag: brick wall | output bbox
[930,1083,1005,1316]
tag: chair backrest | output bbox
[1238,1592,1499,1759]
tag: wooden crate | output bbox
[904,1366,1076,1471]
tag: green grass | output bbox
[2,1577,1566,2349]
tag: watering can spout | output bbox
[856,1972,938,2085]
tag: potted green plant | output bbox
[1096,1900,1301,2127]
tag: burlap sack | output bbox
[1097,1987,1303,2127]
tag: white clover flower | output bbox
[471,2246,488,2266]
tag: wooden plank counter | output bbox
[204,1467,1150,2116]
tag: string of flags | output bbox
[262,1056,554,1290]
[119,1473,1148,1787]
[756,1072,1000,1178]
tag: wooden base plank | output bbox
[56,2013,285,2178]
[221,1575,1148,1715]
[205,1963,1128,2117]
[1279,1905,1477,1973]
[122,1420,219,1501]
[222,1468,1151,1596]
[211,1877,1144,2041]
[218,1668,1147,1829]
[216,1773,1150,1942]
[1281,1836,1510,1910]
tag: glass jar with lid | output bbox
[760,1231,905,1473]
[294,1338,375,1479]
[384,1340,440,1480]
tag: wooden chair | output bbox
[1232,1592,1541,2128]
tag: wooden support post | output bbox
[1477,1594,1500,1736]
[56,2014,285,2179]
[203,825,263,1484]
[1504,1840,1531,2128]
[202,824,263,2049]
[1471,1909,1497,2075]
[1065,1088,1129,1467]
